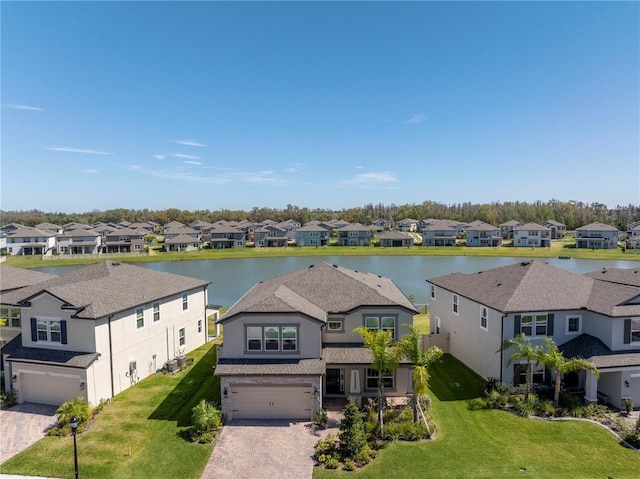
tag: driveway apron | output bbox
[0,403,57,464]
[202,419,337,479]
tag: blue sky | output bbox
[2,1,638,213]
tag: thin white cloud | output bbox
[343,172,399,186]
[172,140,206,147]
[153,154,167,160]
[172,153,201,160]
[84,169,100,174]
[128,164,287,186]
[45,147,113,155]
[7,103,44,111]
[356,166,363,169]
[183,160,203,166]
[405,114,427,125]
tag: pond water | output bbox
[35,256,639,308]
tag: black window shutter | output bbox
[547,314,554,336]
[624,318,631,344]
[61,320,68,344]
[514,315,521,336]
[31,317,38,342]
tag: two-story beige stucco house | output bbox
[1,261,210,406]
[215,263,418,421]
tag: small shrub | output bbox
[515,399,536,418]
[343,459,356,471]
[623,398,633,414]
[315,433,338,458]
[486,377,499,392]
[325,457,340,469]
[0,388,18,408]
[313,408,328,428]
[536,399,557,417]
[56,397,91,433]
[339,398,367,457]
[583,404,608,420]
[198,432,214,444]
[353,444,376,467]
[191,399,222,432]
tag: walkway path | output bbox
[0,403,57,464]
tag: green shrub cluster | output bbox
[622,416,640,449]
[189,399,222,443]
[47,397,95,436]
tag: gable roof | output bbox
[220,262,417,323]
[514,222,550,232]
[576,222,619,232]
[1,261,210,319]
[584,267,640,287]
[428,260,640,317]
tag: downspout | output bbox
[500,315,506,383]
[108,315,115,398]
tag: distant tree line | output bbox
[1,200,639,231]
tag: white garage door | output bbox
[20,373,81,406]
[231,386,312,419]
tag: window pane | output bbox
[365,317,379,329]
[328,321,342,330]
[264,327,279,350]
[11,309,21,327]
[282,326,297,350]
[247,327,262,350]
[50,320,61,342]
[535,315,547,335]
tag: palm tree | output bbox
[537,338,600,407]
[398,325,443,422]
[501,334,542,401]
[354,327,404,436]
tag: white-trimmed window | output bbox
[452,294,459,315]
[366,369,394,389]
[153,303,160,323]
[197,319,203,334]
[480,307,488,331]
[136,308,144,329]
[521,314,548,336]
[37,318,62,343]
[364,315,397,340]
[182,293,188,311]
[430,284,436,300]
[246,325,298,352]
[566,315,581,335]
[327,320,343,332]
[515,363,545,385]
[0,308,8,327]
[631,319,640,342]
[179,327,185,346]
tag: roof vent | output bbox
[333,264,338,268]
[309,264,314,268]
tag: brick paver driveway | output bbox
[202,418,339,479]
[0,403,57,464]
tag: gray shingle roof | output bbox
[1,261,210,319]
[0,265,58,293]
[560,334,640,369]
[584,267,640,287]
[576,222,619,232]
[5,335,100,369]
[322,343,411,365]
[221,263,417,323]
[428,260,640,317]
[214,358,325,376]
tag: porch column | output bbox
[584,370,598,404]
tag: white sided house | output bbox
[427,261,640,409]
[1,261,210,406]
[215,263,418,421]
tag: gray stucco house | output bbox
[215,263,418,420]
[464,221,502,247]
[377,231,414,247]
[427,261,640,409]
[421,220,458,246]
[337,223,371,246]
[295,224,330,247]
[513,222,551,248]
[575,222,620,249]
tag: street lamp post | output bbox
[69,415,79,479]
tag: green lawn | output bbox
[314,355,640,479]
[1,341,221,479]
[5,239,639,269]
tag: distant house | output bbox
[163,221,186,234]
[337,223,371,246]
[396,218,419,233]
[464,221,502,247]
[377,231,413,247]
[540,220,567,239]
[165,234,201,252]
[164,226,199,242]
[35,223,63,235]
[209,226,245,249]
[627,223,640,249]
[6,227,57,256]
[215,263,417,421]
[513,223,551,248]
[421,220,458,247]
[330,219,351,230]
[56,229,101,255]
[373,218,392,230]
[103,227,145,253]
[575,222,619,249]
[253,226,289,248]
[296,224,331,247]
[1,261,209,406]
[499,220,522,239]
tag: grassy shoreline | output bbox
[3,241,640,269]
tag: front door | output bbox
[326,368,344,395]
